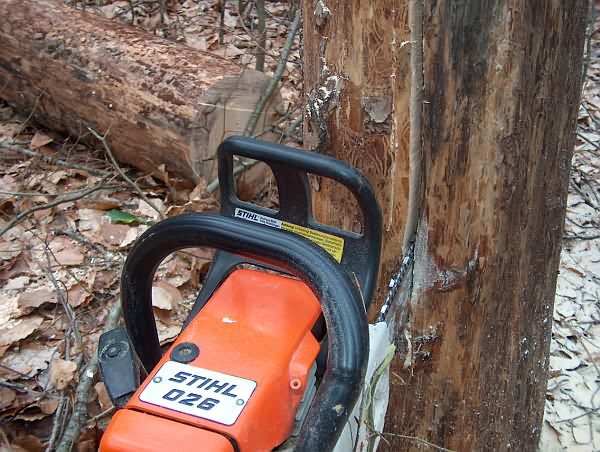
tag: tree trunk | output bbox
[302,0,412,306]
[303,1,588,451]
[0,0,280,186]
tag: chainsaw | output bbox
[97,137,394,452]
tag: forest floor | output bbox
[0,1,599,451]
[538,17,600,451]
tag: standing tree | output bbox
[303,1,588,451]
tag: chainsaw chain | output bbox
[377,242,415,323]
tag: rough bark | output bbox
[390,3,588,450]
[302,0,412,307]
[0,0,280,186]
[303,0,587,451]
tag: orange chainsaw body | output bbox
[100,268,322,452]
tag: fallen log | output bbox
[0,0,281,186]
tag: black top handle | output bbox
[120,213,369,452]
[218,136,383,308]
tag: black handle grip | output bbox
[120,213,368,452]
[218,136,382,308]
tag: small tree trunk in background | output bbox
[302,0,412,305]
[0,0,280,186]
[255,0,266,72]
[303,0,588,450]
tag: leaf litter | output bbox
[540,6,600,450]
[0,0,292,448]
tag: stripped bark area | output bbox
[0,0,280,186]
[302,0,412,307]
[388,2,588,450]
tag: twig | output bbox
[46,396,69,452]
[556,406,600,423]
[86,407,116,426]
[41,242,82,359]
[570,179,597,209]
[0,379,36,393]
[88,128,166,220]
[0,427,10,450]
[55,229,115,261]
[577,132,600,152]
[55,300,122,452]
[17,91,44,135]
[219,0,226,44]
[280,115,303,143]
[0,363,30,379]
[582,0,596,84]
[243,9,300,137]
[159,0,166,27]
[564,233,600,240]
[0,185,123,197]
[205,157,260,193]
[378,431,455,452]
[236,2,278,60]
[0,141,109,176]
[401,0,424,253]
[0,177,112,237]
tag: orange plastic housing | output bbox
[100,268,322,452]
[100,409,234,452]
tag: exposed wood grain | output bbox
[302,0,412,309]
[387,2,588,450]
[0,0,280,186]
[303,0,587,450]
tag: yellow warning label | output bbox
[281,221,344,263]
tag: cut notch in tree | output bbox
[0,0,282,187]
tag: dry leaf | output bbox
[98,222,130,248]
[51,238,85,266]
[11,435,43,452]
[49,358,77,390]
[78,439,98,452]
[0,121,22,138]
[48,170,68,184]
[0,387,16,410]
[186,35,207,51]
[3,276,30,291]
[38,397,59,415]
[16,288,56,314]
[29,131,53,149]
[93,270,119,291]
[152,286,174,311]
[67,284,93,308]
[188,180,208,202]
[0,315,44,347]
[137,198,164,220]
[119,225,147,248]
[154,281,183,307]
[76,196,121,211]
[0,238,22,264]
[156,320,179,345]
[0,342,56,380]
[95,382,112,411]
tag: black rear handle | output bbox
[218,136,382,308]
[120,213,369,452]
